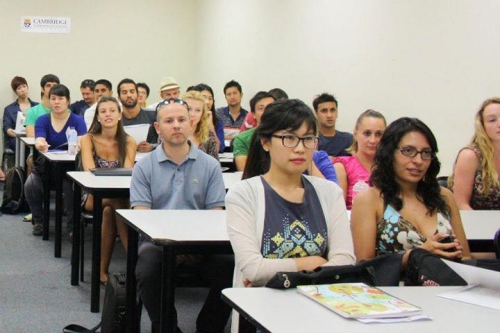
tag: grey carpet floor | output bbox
[0,192,230,332]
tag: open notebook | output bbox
[90,168,133,176]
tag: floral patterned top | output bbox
[453,144,500,210]
[376,205,453,256]
[198,130,219,161]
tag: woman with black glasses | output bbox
[226,99,355,332]
[350,117,470,266]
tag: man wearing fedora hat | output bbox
[145,77,181,112]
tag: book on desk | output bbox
[297,283,422,319]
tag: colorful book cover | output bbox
[297,283,422,319]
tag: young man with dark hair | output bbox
[70,79,96,116]
[24,74,60,138]
[83,79,114,129]
[313,93,353,157]
[3,76,38,151]
[117,78,157,152]
[216,80,248,140]
[233,91,275,170]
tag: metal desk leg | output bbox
[15,136,20,168]
[91,192,103,313]
[42,159,51,241]
[54,163,63,258]
[126,228,139,333]
[160,245,176,333]
[71,182,81,286]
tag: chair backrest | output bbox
[437,176,449,189]
[494,228,500,259]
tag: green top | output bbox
[233,128,256,157]
[24,103,51,126]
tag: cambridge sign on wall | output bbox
[21,16,71,34]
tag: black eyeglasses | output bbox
[272,135,319,149]
[397,146,435,160]
[155,98,189,112]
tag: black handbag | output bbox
[265,253,403,289]
[404,248,467,286]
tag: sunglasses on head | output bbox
[155,98,189,112]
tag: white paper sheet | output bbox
[438,260,500,311]
[124,124,149,144]
[15,111,25,131]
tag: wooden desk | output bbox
[68,171,131,313]
[223,286,499,333]
[39,151,76,257]
[14,130,26,167]
[460,210,500,252]
[68,171,239,313]
[116,209,233,333]
[19,136,34,169]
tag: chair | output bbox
[437,176,449,189]
[494,228,500,259]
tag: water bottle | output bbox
[66,127,78,155]
[352,180,369,202]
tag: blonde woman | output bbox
[333,110,386,209]
[182,90,219,160]
[449,98,500,210]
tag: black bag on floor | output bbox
[1,166,27,214]
[63,273,126,333]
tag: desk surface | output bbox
[20,136,35,145]
[460,210,500,241]
[67,170,241,190]
[223,286,499,332]
[116,209,228,243]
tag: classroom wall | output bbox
[2,0,500,174]
[195,0,500,174]
[0,0,197,144]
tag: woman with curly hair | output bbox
[350,117,470,266]
[449,98,500,210]
[182,90,219,160]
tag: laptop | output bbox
[90,168,133,176]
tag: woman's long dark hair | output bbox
[88,96,129,167]
[191,83,218,128]
[243,99,317,179]
[370,117,450,217]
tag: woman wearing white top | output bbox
[226,99,355,332]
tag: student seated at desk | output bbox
[25,84,87,236]
[449,98,500,210]
[81,96,136,285]
[226,99,355,333]
[334,109,386,209]
[130,98,233,333]
[182,90,219,160]
[350,117,471,267]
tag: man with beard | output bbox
[313,93,353,157]
[117,78,157,152]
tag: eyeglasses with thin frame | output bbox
[272,134,319,149]
[156,98,189,112]
[397,146,435,160]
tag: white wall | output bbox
[196,0,500,174]
[0,0,197,132]
[2,0,500,174]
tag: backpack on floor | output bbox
[1,166,27,214]
[63,273,127,333]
